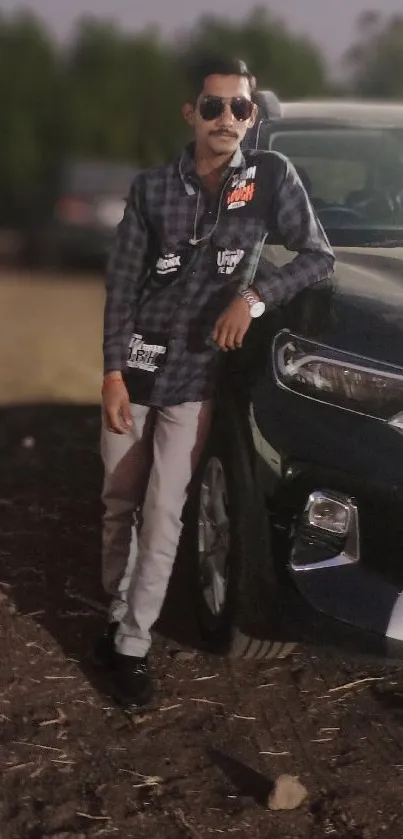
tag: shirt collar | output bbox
[178,142,245,195]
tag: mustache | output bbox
[209,129,239,138]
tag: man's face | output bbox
[183,74,256,158]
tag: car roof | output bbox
[61,159,137,194]
[260,96,403,127]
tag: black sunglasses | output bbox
[198,95,254,122]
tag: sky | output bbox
[1,0,402,71]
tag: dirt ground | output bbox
[1,269,403,839]
[0,267,104,406]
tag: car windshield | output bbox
[269,124,403,247]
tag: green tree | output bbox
[0,11,62,222]
[347,12,403,98]
[178,7,328,99]
[0,6,334,224]
[65,18,187,167]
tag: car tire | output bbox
[184,406,296,661]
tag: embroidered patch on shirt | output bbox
[127,333,167,372]
[156,253,182,275]
[226,166,257,210]
[217,249,245,275]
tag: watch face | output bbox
[250,301,266,318]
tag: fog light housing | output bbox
[290,490,360,571]
[307,493,350,535]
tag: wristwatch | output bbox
[240,289,266,318]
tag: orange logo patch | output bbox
[226,182,255,209]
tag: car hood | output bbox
[306,246,403,368]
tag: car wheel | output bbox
[185,415,296,661]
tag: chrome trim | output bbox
[386,591,403,641]
[249,404,282,475]
[389,411,403,432]
[272,329,403,426]
[290,490,360,572]
[277,344,403,385]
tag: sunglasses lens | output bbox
[231,98,254,121]
[198,96,253,122]
[199,97,223,121]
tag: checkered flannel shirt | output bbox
[103,143,335,406]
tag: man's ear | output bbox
[182,103,196,127]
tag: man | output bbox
[99,55,335,710]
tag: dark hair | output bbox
[185,54,257,102]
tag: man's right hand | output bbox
[102,374,132,434]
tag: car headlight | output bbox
[273,330,403,422]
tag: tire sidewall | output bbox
[186,407,273,650]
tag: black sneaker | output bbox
[113,652,153,709]
[93,621,119,668]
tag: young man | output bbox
[100,56,335,709]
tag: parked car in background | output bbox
[22,158,137,268]
[185,99,403,663]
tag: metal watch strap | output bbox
[242,289,259,306]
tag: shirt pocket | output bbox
[213,217,267,286]
[214,215,266,250]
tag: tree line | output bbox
[1,7,402,224]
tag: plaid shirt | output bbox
[103,144,334,406]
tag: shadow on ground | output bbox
[0,403,383,712]
[0,404,203,704]
[209,749,274,806]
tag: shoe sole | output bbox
[112,684,154,711]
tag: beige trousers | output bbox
[101,401,213,657]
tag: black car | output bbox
[184,99,403,663]
[23,158,137,268]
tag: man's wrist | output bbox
[103,371,124,389]
[239,287,262,304]
[239,288,266,318]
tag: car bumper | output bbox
[260,453,403,652]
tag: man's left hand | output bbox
[212,295,251,351]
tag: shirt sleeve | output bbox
[253,154,335,309]
[103,174,150,374]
